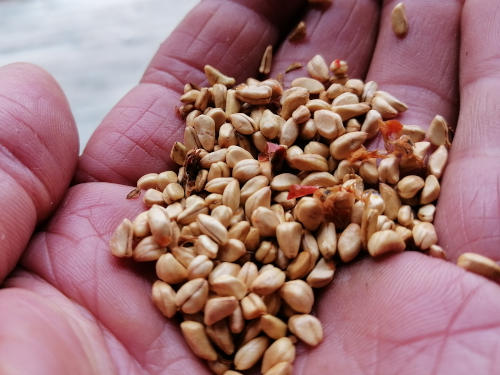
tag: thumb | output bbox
[0,63,78,282]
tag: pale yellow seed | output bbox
[151,280,177,318]
[317,222,337,259]
[133,236,165,262]
[234,336,270,371]
[291,77,325,95]
[261,337,296,373]
[251,266,286,295]
[306,54,330,82]
[338,223,362,263]
[367,230,405,257]
[280,280,314,314]
[180,321,218,361]
[428,145,448,179]
[276,221,303,259]
[206,320,235,356]
[156,253,188,284]
[306,258,335,288]
[417,204,436,222]
[412,222,438,250]
[193,114,216,151]
[175,278,209,314]
[241,293,268,320]
[211,274,247,300]
[204,65,236,86]
[288,314,323,346]
[396,175,425,199]
[330,131,368,160]
[259,45,273,75]
[427,114,450,147]
[109,218,133,258]
[204,296,238,326]
[260,314,288,340]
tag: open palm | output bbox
[1,0,499,374]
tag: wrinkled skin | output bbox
[1,1,500,374]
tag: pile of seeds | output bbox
[109,54,451,374]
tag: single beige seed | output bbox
[391,2,408,37]
[211,274,247,300]
[293,197,324,231]
[255,241,278,264]
[251,207,281,237]
[379,183,402,220]
[261,337,296,373]
[238,262,259,289]
[333,92,359,106]
[187,255,214,279]
[195,234,219,259]
[427,114,450,147]
[314,109,344,141]
[317,222,337,259]
[200,148,228,169]
[133,236,165,262]
[205,177,235,194]
[163,183,184,204]
[251,266,286,295]
[280,87,309,120]
[396,175,425,199]
[286,251,314,279]
[361,109,381,139]
[301,172,337,187]
[359,160,379,185]
[378,156,400,184]
[367,230,405,257]
[156,253,188,284]
[271,173,301,191]
[375,91,408,112]
[110,218,133,258]
[289,153,329,172]
[331,103,370,121]
[170,142,187,166]
[280,280,314,313]
[225,89,241,116]
[233,158,261,182]
[209,262,241,284]
[421,175,441,205]
[236,85,272,105]
[137,173,159,190]
[306,258,335,288]
[371,95,398,119]
[280,118,300,147]
[306,54,329,82]
[204,65,236,86]
[222,179,241,212]
[229,305,245,334]
[241,293,268,320]
[397,205,414,227]
[330,131,368,160]
[338,223,362,263]
[245,186,272,219]
[288,314,323,346]
[151,280,177,318]
[204,296,239,325]
[206,320,235,356]
[180,321,218,361]
[457,252,500,282]
[345,78,364,96]
[165,202,183,221]
[132,211,150,237]
[234,336,270,371]
[412,222,438,250]
[291,77,325,95]
[143,188,164,207]
[193,114,216,151]
[218,122,238,148]
[402,125,426,143]
[260,314,288,340]
[417,204,436,222]
[228,221,251,242]
[428,145,448,179]
[276,222,303,259]
[175,278,209,314]
[197,214,228,245]
[211,205,233,228]
[230,113,257,135]
[218,238,246,262]
[171,246,196,268]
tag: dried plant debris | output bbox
[288,21,307,42]
[111,53,455,374]
[259,45,273,75]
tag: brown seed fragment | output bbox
[288,21,306,42]
[259,45,273,75]
[391,2,409,37]
[457,252,500,282]
[288,314,323,346]
[234,336,270,371]
[180,320,218,361]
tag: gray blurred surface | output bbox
[0,0,198,152]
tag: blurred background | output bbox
[0,0,199,151]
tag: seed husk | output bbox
[288,21,306,42]
[204,65,236,86]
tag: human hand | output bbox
[1,0,499,374]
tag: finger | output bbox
[0,63,78,282]
[271,0,380,83]
[366,0,461,126]
[77,0,305,185]
[296,253,500,373]
[21,183,211,372]
[436,0,500,261]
